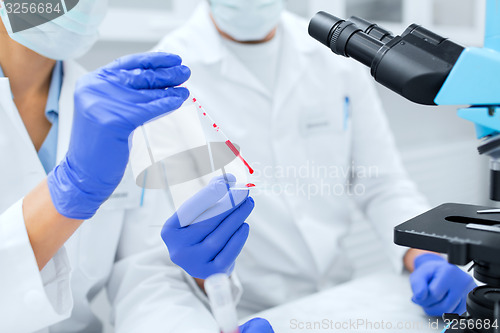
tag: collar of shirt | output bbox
[0,61,63,123]
[0,61,63,174]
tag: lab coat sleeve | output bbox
[348,66,431,272]
[0,199,73,333]
[106,191,221,333]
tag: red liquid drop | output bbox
[246,183,256,188]
[213,123,217,128]
[203,113,206,116]
[225,140,254,175]
[192,98,197,102]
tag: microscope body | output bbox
[436,0,500,201]
[309,1,500,331]
[309,0,500,201]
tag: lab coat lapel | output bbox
[220,45,269,98]
[0,78,35,150]
[273,14,314,113]
[56,61,85,164]
[0,78,46,212]
[187,2,268,97]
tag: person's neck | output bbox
[210,14,277,44]
[0,26,56,102]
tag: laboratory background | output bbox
[76,0,488,331]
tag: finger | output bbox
[135,87,189,101]
[163,175,232,230]
[212,223,250,269]
[240,318,274,333]
[423,292,460,317]
[422,269,474,316]
[116,66,191,90]
[191,188,248,225]
[445,275,475,314]
[410,266,435,304]
[111,85,188,105]
[451,296,467,316]
[133,87,190,126]
[182,190,249,244]
[105,52,183,70]
[222,173,237,184]
[162,176,246,247]
[428,266,452,304]
[201,198,254,258]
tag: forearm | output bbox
[23,179,83,270]
[403,248,436,272]
[195,278,206,291]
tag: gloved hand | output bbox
[48,52,190,219]
[411,253,476,316]
[161,175,254,279]
[240,318,274,333]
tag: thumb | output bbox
[131,87,190,128]
[410,262,436,304]
[240,318,274,333]
[165,175,235,229]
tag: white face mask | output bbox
[0,0,107,60]
[210,0,285,42]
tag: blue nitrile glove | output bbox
[240,318,274,333]
[411,253,476,316]
[48,52,190,219]
[161,175,254,279]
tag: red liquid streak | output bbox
[246,183,256,188]
[225,140,254,175]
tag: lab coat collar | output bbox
[186,3,269,97]
[0,60,85,178]
[56,61,86,164]
[281,12,318,55]
[273,12,317,112]
[219,48,270,98]
[187,3,317,62]
[177,4,319,105]
[0,61,62,123]
[0,78,35,151]
[0,79,46,211]
[183,2,225,65]
[45,61,63,123]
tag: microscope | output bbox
[309,1,500,332]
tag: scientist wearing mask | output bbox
[155,0,478,328]
[0,0,270,332]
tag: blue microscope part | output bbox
[457,107,500,139]
[434,0,500,140]
[434,48,500,106]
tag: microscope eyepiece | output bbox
[308,11,384,68]
[348,16,394,43]
[308,11,343,48]
[308,11,465,105]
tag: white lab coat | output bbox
[0,61,221,332]
[152,4,431,320]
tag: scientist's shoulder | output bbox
[154,6,217,63]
